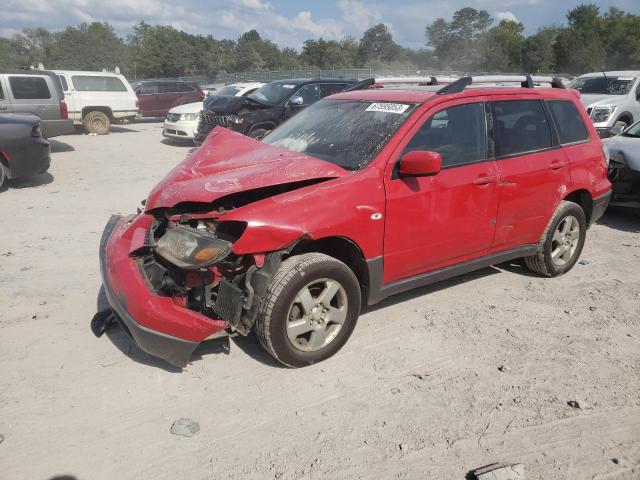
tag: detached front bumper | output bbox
[99,214,227,367]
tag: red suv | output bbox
[97,76,611,368]
[132,80,205,117]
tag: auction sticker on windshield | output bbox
[365,103,410,114]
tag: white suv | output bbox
[569,71,640,134]
[54,70,138,134]
[163,82,263,143]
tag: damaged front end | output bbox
[99,209,285,367]
[139,206,284,337]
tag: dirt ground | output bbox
[1,122,639,480]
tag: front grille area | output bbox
[166,113,181,122]
[201,111,232,127]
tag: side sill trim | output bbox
[366,245,538,305]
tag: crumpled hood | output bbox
[146,128,348,210]
[203,95,248,114]
[580,94,625,109]
[603,135,640,170]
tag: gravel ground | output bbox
[1,122,639,480]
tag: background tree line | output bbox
[0,3,639,79]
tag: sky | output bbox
[2,0,640,50]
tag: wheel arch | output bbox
[82,106,114,119]
[563,189,593,224]
[289,236,369,302]
[616,111,633,125]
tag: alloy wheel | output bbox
[551,215,580,266]
[286,278,348,352]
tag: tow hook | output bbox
[91,309,116,337]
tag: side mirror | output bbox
[609,125,625,136]
[289,96,304,106]
[398,150,442,177]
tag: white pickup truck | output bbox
[569,71,640,135]
[53,70,138,134]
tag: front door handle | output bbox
[473,174,498,185]
[550,160,568,170]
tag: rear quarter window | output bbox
[9,76,51,99]
[72,76,127,92]
[58,75,69,91]
[177,83,196,92]
[547,100,589,144]
[492,100,553,157]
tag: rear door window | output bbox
[321,83,348,97]
[403,102,487,168]
[158,83,179,94]
[492,100,553,157]
[9,76,51,99]
[546,100,589,145]
[72,76,127,92]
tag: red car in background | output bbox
[132,80,205,117]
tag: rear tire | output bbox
[255,253,361,367]
[524,201,587,277]
[83,111,111,135]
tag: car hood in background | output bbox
[580,94,627,108]
[167,102,204,115]
[0,113,41,126]
[603,134,640,170]
[145,128,348,210]
[202,95,247,114]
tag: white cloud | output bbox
[232,0,271,10]
[496,11,519,22]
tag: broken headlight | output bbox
[155,226,231,270]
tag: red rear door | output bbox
[383,98,500,283]
[490,98,572,248]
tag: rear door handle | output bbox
[550,160,568,170]
[473,174,498,185]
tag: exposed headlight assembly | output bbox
[155,226,231,270]
[591,106,616,123]
[181,113,199,121]
[227,114,243,124]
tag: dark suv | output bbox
[98,75,611,368]
[194,78,360,144]
[132,80,205,117]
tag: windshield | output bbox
[213,85,243,97]
[247,81,298,105]
[623,121,640,137]
[263,99,416,171]
[569,76,635,95]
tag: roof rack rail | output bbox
[436,74,566,95]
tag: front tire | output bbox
[255,253,361,367]
[249,128,270,140]
[83,111,111,135]
[524,200,587,277]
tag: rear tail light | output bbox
[32,124,43,138]
[59,99,68,119]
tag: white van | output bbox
[53,70,138,134]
